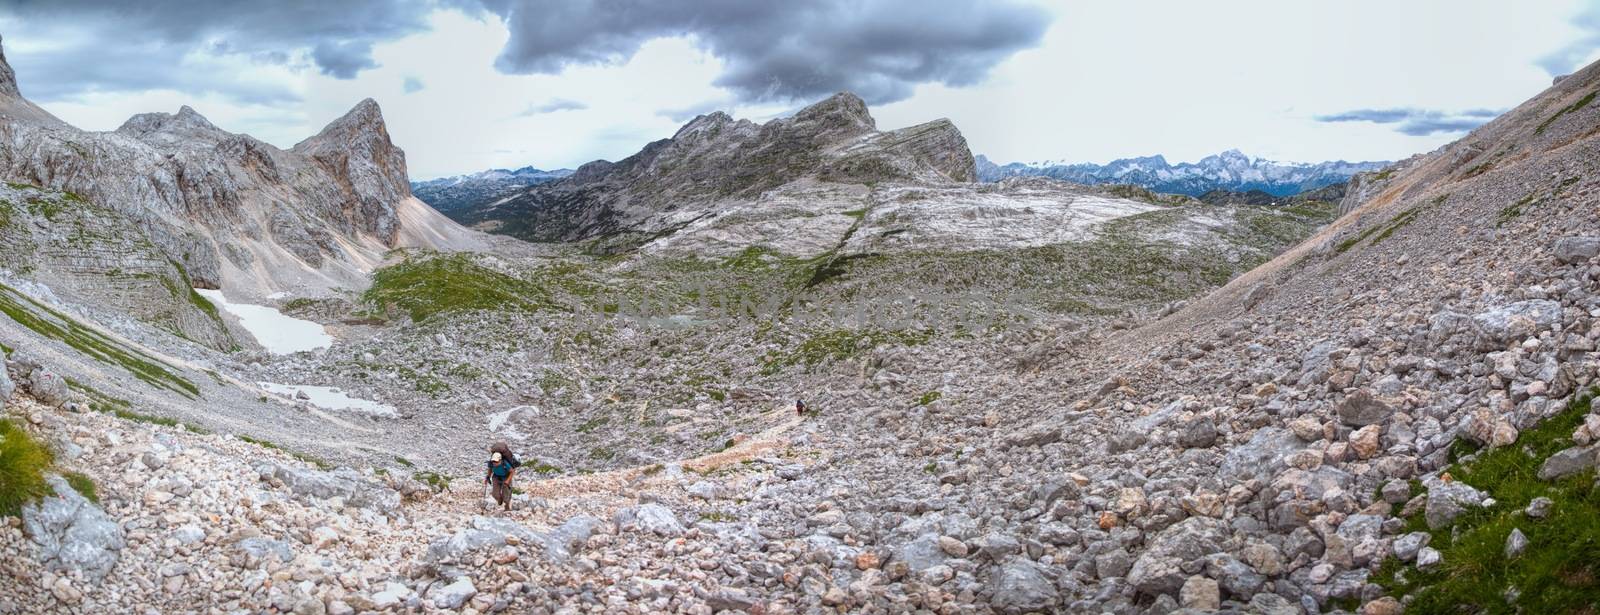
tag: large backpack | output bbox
[491,442,522,468]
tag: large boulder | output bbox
[429,577,476,610]
[613,503,684,537]
[1537,445,1598,481]
[1552,236,1600,264]
[1337,390,1394,426]
[255,461,401,515]
[1474,300,1562,345]
[537,515,604,562]
[1424,477,1487,529]
[25,368,70,407]
[21,475,126,580]
[988,557,1059,613]
[1128,517,1228,597]
[1219,427,1303,483]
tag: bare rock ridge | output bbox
[453,91,978,243]
[0,35,482,312]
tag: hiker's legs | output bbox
[493,481,511,510]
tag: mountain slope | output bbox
[411,166,572,213]
[977,150,1389,196]
[0,36,484,309]
[452,93,978,244]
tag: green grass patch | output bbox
[393,456,415,468]
[1371,388,1600,613]
[0,419,55,516]
[699,511,737,522]
[63,471,98,504]
[1537,90,1598,135]
[576,415,610,434]
[841,208,868,219]
[761,327,930,375]
[0,283,198,397]
[918,390,943,406]
[412,471,451,491]
[238,435,331,470]
[1499,191,1541,225]
[363,253,553,322]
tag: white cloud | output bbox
[15,0,1597,179]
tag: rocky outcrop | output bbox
[21,475,127,581]
[452,92,978,243]
[0,36,481,300]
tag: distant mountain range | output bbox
[411,166,573,213]
[975,150,1389,196]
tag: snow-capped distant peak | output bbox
[974,149,1390,197]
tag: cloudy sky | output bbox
[1,0,1595,179]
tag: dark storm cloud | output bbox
[0,0,436,102]
[1314,107,1503,136]
[461,0,1052,105]
[1537,4,1600,76]
[519,98,588,115]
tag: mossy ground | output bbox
[0,418,55,517]
[0,283,198,397]
[1371,389,1600,613]
[363,252,558,322]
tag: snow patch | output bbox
[259,382,397,418]
[196,289,332,355]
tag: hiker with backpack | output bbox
[485,442,521,511]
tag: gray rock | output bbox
[21,475,126,580]
[539,515,603,562]
[1204,553,1265,598]
[1336,390,1394,426]
[430,577,476,610]
[255,461,402,515]
[1474,300,1563,344]
[26,368,70,407]
[893,533,949,572]
[1095,549,1133,579]
[1176,417,1218,448]
[1380,479,1411,504]
[1219,427,1303,483]
[1392,532,1431,561]
[1416,546,1442,570]
[1526,497,1554,518]
[1037,523,1080,546]
[1425,478,1486,529]
[1129,517,1228,597]
[977,532,1023,560]
[1536,445,1598,481]
[988,557,1059,613]
[614,503,685,537]
[0,347,12,404]
[233,537,293,569]
[426,528,508,564]
[1505,528,1528,558]
[1553,236,1600,264]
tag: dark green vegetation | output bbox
[1372,389,1600,613]
[1537,90,1598,135]
[0,283,199,397]
[1499,176,1581,226]
[63,471,98,503]
[364,252,556,322]
[760,328,930,375]
[1335,196,1440,255]
[237,435,332,470]
[0,418,54,517]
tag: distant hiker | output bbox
[485,442,521,511]
[796,399,807,417]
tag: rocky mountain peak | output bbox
[116,105,226,141]
[782,91,876,140]
[0,34,17,99]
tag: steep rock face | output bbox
[0,36,483,301]
[453,92,978,243]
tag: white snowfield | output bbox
[257,382,398,418]
[195,289,332,355]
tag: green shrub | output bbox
[0,419,55,516]
[63,471,98,503]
